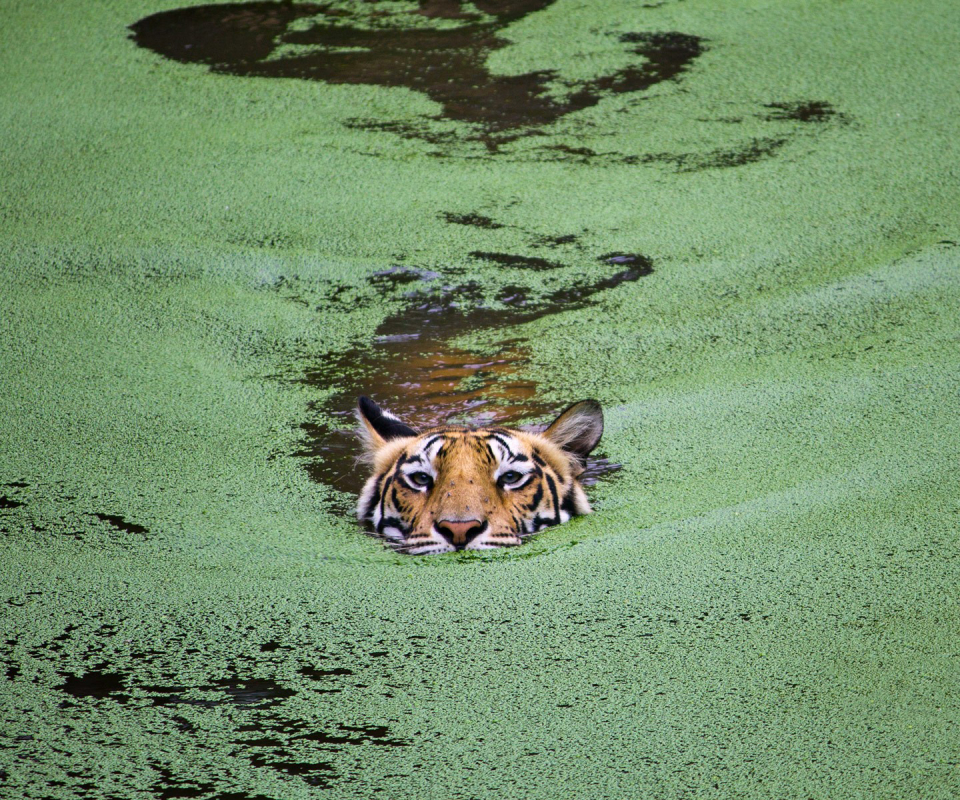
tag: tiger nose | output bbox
[436,519,486,548]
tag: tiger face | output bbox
[355,396,604,554]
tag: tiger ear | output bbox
[542,400,603,462]
[356,396,417,456]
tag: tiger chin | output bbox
[355,395,604,555]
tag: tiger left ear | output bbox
[543,399,604,462]
[356,396,418,456]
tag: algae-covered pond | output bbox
[2,1,959,797]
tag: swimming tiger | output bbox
[356,395,604,554]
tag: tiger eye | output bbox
[409,472,432,487]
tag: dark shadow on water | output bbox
[129,1,705,147]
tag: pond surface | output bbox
[2,0,960,798]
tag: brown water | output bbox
[296,255,651,498]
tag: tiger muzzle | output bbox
[435,518,487,549]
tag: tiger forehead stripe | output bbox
[421,434,445,452]
[488,433,520,459]
[424,435,449,461]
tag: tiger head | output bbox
[355,396,604,554]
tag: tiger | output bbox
[355,395,604,554]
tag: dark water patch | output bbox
[0,495,24,509]
[763,100,849,124]
[7,591,42,609]
[2,636,20,681]
[3,481,28,488]
[441,212,504,229]
[144,677,295,709]
[682,137,789,171]
[367,265,442,291]
[534,233,580,248]
[696,115,744,124]
[57,667,130,704]
[216,678,296,707]
[599,252,653,269]
[298,261,648,497]
[260,640,292,652]
[150,765,216,800]
[537,138,789,170]
[612,31,706,86]
[237,716,408,788]
[636,136,790,172]
[171,714,196,733]
[51,624,77,645]
[237,718,408,748]
[218,794,276,800]
[93,512,150,537]
[343,117,468,150]
[547,144,598,159]
[300,666,353,680]
[298,723,408,747]
[470,251,561,270]
[130,2,705,146]
[246,754,334,787]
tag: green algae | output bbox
[2,0,960,797]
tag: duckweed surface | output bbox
[2,1,959,798]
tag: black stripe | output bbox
[422,435,445,452]
[545,473,561,524]
[360,476,384,521]
[377,516,411,536]
[525,483,544,512]
[387,454,410,493]
[379,475,393,522]
[561,489,578,516]
[490,434,517,460]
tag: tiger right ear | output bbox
[542,399,604,462]
[356,396,418,455]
